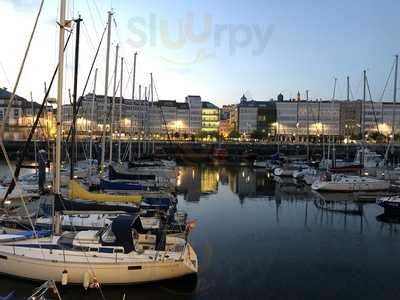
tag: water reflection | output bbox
[2,164,400,299]
[177,166,276,202]
[177,164,400,236]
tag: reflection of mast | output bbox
[304,200,308,227]
[274,185,281,224]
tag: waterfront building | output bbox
[201,101,219,133]
[0,87,53,140]
[63,94,192,139]
[237,95,276,135]
[219,104,237,137]
[185,95,202,134]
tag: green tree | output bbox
[250,129,266,140]
[228,130,241,139]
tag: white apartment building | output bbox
[276,101,341,136]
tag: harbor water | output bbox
[0,164,399,299]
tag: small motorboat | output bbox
[377,195,400,215]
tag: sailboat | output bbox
[312,71,390,192]
[311,174,390,192]
[0,2,197,286]
[0,214,198,286]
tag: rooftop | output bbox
[238,100,274,108]
[202,101,219,109]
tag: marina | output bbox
[0,164,399,298]
[0,0,400,299]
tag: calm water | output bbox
[0,164,400,299]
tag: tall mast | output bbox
[362,70,367,167]
[306,90,310,161]
[132,52,137,100]
[55,0,66,195]
[70,16,82,180]
[391,55,398,159]
[89,68,98,167]
[118,56,124,162]
[30,92,37,173]
[150,73,155,154]
[332,77,337,100]
[346,76,350,160]
[139,85,142,100]
[109,43,119,163]
[142,86,148,155]
[101,11,113,173]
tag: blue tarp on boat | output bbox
[141,197,174,210]
[17,230,52,239]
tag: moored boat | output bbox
[312,174,390,192]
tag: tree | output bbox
[369,132,386,144]
[228,130,241,139]
[250,129,266,141]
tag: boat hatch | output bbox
[128,266,142,270]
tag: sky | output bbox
[0,0,399,107]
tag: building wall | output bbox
[276,101,341,136]
[186,96,202,134]
[202,107,219,132]
[238,106,257,134]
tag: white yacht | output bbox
[274,163,309,177]
[0,214,197,287]
[354,149,384,169]
[312,174,390,192]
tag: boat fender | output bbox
[83,271,91,290]
[61,270,68,286]
[89,277,100,289]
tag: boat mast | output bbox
[109,43,119,163]
[137,84,142,159]
[306,90,310,161]
[346,76,350,161]
[130,52,137,162]
[89,68,98,172]
[70,16,82,180]
[132,52,137,100]
[101,11,113,173]
[362,70,367,167]
[151,73,155,154]
[332,77,337,100]
[118,56,124,163]
[54,0,66,195]
[30,92,37,174]
[143,86,148,155]
[391,55,398,162]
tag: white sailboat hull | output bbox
[312,179,390,192]
[273,168,294,177]
[0,244,197,285]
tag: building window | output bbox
[14,109,19,118]
[0,110,3,120]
